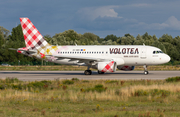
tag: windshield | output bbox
[153,51,164,54]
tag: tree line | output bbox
[0,24,180,65]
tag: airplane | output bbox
[9,18,171,75]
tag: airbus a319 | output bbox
[10,18,171,75]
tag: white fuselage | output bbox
[46,45,170,66]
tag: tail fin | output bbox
[20,18,50,50]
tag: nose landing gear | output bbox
[143,65,149,75]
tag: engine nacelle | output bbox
[117,66,135,71]
[97,61,117,73]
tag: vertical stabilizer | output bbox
[20,18,50,50]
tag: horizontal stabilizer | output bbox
[18,50,37,54]
[9,48,37,54]
[9,48,17,51]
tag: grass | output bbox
[0,77,180,116]
[166,76,180,82]
[0,65,180,71]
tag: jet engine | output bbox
[97,61,117,72]
[117,66,135,71]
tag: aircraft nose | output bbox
[165,54,171,63]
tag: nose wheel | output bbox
[143,65,149,75]
[144,71,149,75]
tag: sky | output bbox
[1,0,180,38]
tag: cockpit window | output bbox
[153,51,164,54]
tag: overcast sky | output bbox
[1,0,180,38]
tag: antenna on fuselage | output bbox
[75,43,77,46]
[143,43,145,46]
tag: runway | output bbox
[0,71,180,81]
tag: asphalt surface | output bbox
[0,71,179,81]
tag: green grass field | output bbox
[0,77,180,117]
[0,65,180,71]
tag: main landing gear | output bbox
[143,65,149,75]
[98,70,104,74]
[84,70,92,75]
[84,66,92,75]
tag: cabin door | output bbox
[140,47,147,59]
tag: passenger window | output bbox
[153,51,155,54]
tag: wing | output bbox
[47,55,111,63]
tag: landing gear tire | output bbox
[144,71,149,75]
[84,70,92,75]
[143,65,149,75]
[98,70,104,74]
